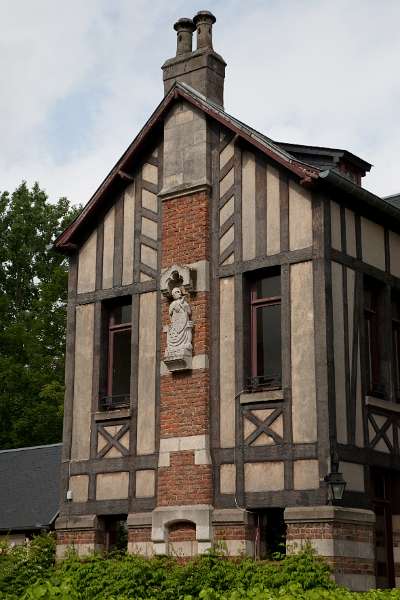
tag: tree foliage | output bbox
[0,182,80,449]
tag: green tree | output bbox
[0,182,80,449]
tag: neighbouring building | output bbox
[54,11,400,591]
[0,444,61,544]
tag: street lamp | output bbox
[324,462,346,503]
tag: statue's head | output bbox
[172,287,182,300]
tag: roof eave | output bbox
[319,169,400,223]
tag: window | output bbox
[100,299,132,410]
[392,295,400,402]
[364,278,384,397]
[249,271,281,389]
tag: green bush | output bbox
[0,533,56,598]
[2,534,400,600]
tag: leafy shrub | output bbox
[2,536,400,600]
[0,533,56,598]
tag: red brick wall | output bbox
[158,451,212,506]
[286,522,374,543]
[128,527,151,543]
[168,522,196,541]
[161,192,209,267]
[57,529,104,545]
[158,190,212,509]
[160,370,209,437]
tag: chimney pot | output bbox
[193,10,216,50]
[173,18,195,56]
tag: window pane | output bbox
[112,303,131,325]
[256,304,281,379]
[111,329,131,396]
[255,274,280,299]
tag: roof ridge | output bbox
[0,442,62,454]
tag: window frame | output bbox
[392,295,400,402]
[100,298,132,411]
[249,272,282,390]
[363,277,385,398]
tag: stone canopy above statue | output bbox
[160,264,195,299]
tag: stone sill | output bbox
[365,396,400,413]
[94,408,131,421]
[240,389,284,404]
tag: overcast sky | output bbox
[1,0,399,206]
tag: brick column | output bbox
[284,506,376,591]
[55,515,105,559]
[153,190,213,554]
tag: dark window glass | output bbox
[250,271,281,388]
[255,275,281,300]
[392,296,400,402]
[256,304,281,380]
[364,278,384,397]
[102,299,132,410]
[111,329,131,396]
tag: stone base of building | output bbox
[55,515,105,559]
[56,507,255,559]
[284,506,376,592]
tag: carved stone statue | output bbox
[167,287,193,353]
[164,287,193,371]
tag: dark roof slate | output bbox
[0,443,61,532]
[384,193,400,210]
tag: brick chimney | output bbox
[162,10,226,107]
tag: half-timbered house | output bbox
[54,11,400,591]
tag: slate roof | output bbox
[0,443,61,532]
[384,193,400,210]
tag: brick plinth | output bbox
[284,506,376,591]
[55,515,105,559]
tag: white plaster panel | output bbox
[332,261,347,444]
[330,201,342,251]
[266,164,280,255]
[137,292,157,454]
[220,141,234,170]
[340,462,365,492]
[244,462,284,492]
[241,151,256,260]
[142,189,158,213]
[102,206,115,289]
[96,472,129,500]
[220,168,234,198]
[389,231,400,278]
[69,475,89,503]
[289,181,312,250]
[122,183,135,285]
[142,216,158,240]
[293,460,319,490]
[219,196,234,227]
[219,277,235,447]
[345,208,357,257]
[291,262,317,443]
[220,464,236,494]
[141,244,157,271]
[361,217,385,270]
[77,230,97,293]
[136,470,155,498]
[142,163,158,185]
[220,225,234,254]
[71,304,94,460]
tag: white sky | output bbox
[1,0,399,206]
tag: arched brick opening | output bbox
[167,520,197,557]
